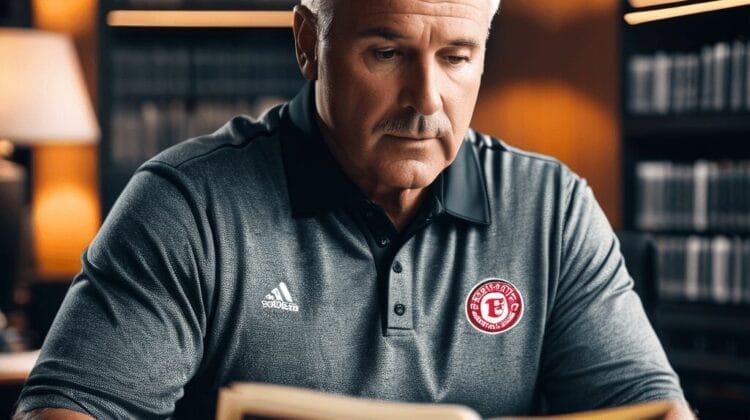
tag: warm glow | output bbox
[512,0,617,29]
[32,0,96,36]
[0,139,13,158]
[107,10,294,28]
[625,0,750,24]
[31,145,100,278]
[472,81,620,225]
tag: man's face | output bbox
[312,0,489,192]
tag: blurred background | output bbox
[0,0,749,418]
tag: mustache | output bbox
[375,110,451,138]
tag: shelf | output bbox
[109,89,301,102]
[668,351,750,378]
[624,0,750,25]
[106,10,293,28]
[628,0,689,8]
[656,302,750,333]
[623,114,750,136]
[104,0,298,11]
[640,229,750,237]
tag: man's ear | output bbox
[293,5,318,81]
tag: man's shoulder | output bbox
[467,128,576,180]
[145,105,285,171]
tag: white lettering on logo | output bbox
[261,300,300,312]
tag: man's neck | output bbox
[335,156,428,232]
[315,123,428,232]
[361,184,428,232]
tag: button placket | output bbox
[386,252,413,333]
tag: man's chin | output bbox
[376,162,442,191]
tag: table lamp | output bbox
[0,28,100,349]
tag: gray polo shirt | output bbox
[16,82,684,419]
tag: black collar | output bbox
[278,81,490,226]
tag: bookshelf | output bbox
[620,1,750,417]
[98,0,304,215]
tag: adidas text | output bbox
[261,300,299,312]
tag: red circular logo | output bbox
[465,279,524,334]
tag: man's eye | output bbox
[374,49,399,60]
[445,55,470,65]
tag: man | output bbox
[15,0,693,418]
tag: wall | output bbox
[472,0,622,227]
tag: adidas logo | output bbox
[261,282,299,312]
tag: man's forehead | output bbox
[334,0,491,24]
[331,0,491,42]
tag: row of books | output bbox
[655,236,750,305]
[627,40,750,115]
[111,46,303,98]
[108,98,285,166]
[636,160,750,231]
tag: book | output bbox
[215,382,678,420]
[730,40,746,111]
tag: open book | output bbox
[216,382,676,420]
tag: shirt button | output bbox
[392,261,403,273]
[394,303,406,316]
[378,237,390,248]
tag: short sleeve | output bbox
[15,163,214,419]
[539,174,685,413]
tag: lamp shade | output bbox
[0,28,99,144]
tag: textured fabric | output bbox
[16,85,685,419]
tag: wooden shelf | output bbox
[105,0,298,11]
[106,9,293,28]
[623,114,750,137]
[656,302,750,334]
[641,229,750,237]
[624,0,750,25]
[669,351,750,378]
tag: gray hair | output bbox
[300,0,501,39]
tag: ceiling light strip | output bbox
[107,10,294,28]
[625,0,750,24]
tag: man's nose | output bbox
[398,58,442,116]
